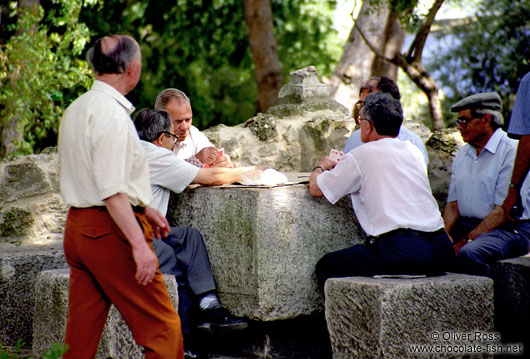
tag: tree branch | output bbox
[406,0,445,63]
[353,20,394,64]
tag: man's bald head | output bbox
[87,35,139,75]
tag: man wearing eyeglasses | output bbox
[134,109,256,358]
[155,88,234,168]
[310,92,454,288]
[343,76,429,165]
[443,92,529,277]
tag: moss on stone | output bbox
[0,207,34,239]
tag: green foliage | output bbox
[426,0,530,127]
[80,0,341,129]
[0,339,66,359]
[0,0,95,156]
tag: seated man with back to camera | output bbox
[310,92,454,290]
[134,109,257,356]
[154,88,234,168]
[445,93,530,277]
[343,76,429,165]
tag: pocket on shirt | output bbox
[81,226,112,240]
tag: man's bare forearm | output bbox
[442,201,460,235]
[510,135,530,186]
[468,205,505,240]
[104,193,146,247]
[193,166,257,186]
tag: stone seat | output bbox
[32,269,179,359]
[0,245,68,346]
[492,254,530,350]
[324,273,494,359]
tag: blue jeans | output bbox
[316,228,455,291]
[457,221,530,277]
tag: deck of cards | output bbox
[329,149,344,162]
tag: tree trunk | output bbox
[370,12,406,80]
[353,0,446,130]
[0,0,40,157]
[243,0,283,113]
[327,3,404,114]
[394,56,444,130]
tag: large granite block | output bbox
[493,254,530,349]
[325,274,494,359]
[33,269,179,358]
[0,245,67,346]
[168,184,363,321]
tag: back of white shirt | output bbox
[317,138,443,236]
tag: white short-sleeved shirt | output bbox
[59,80,152,207]
[317,138,444,236]
[142,141,200,216]
[173,125,214,159]
[447,128,517,219]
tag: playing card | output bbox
[329,148,344,162]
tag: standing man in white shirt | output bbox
[310,92,454,290]
[134,109,256,357]
[154,88,234,168]
[59,35,184,358]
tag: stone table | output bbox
[167,177,364,321]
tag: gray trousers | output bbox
[153,226,216,333]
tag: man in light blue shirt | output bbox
[343,76,429,165]
[443,92,530,277]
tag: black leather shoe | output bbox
[199,307,248,333]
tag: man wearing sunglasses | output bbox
[443,92,529,277]
[134,109,256,358]
[343,76,429,165]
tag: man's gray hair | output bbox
[363,92,403,137]
[154,88,190,110]
[87,35,138,75]
[476,109,504,129]
[134,109,172,142]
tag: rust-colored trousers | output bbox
[63,207,184,359]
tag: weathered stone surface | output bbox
[278,66,333,105]
[167,184,364,321]
[0,245,67,346]
[0,152,67,246]
[492,254,530,349]
[33,269,179,359]
[324,274,494,359]
[426,128,464,209]
[203,67,354,172]
[205,115,355,172]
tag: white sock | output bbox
[199,293,220,310]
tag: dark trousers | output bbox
[449,217,483,244]
[315,228,455,291]
[153,227,216,333]
[63,207,184,359]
